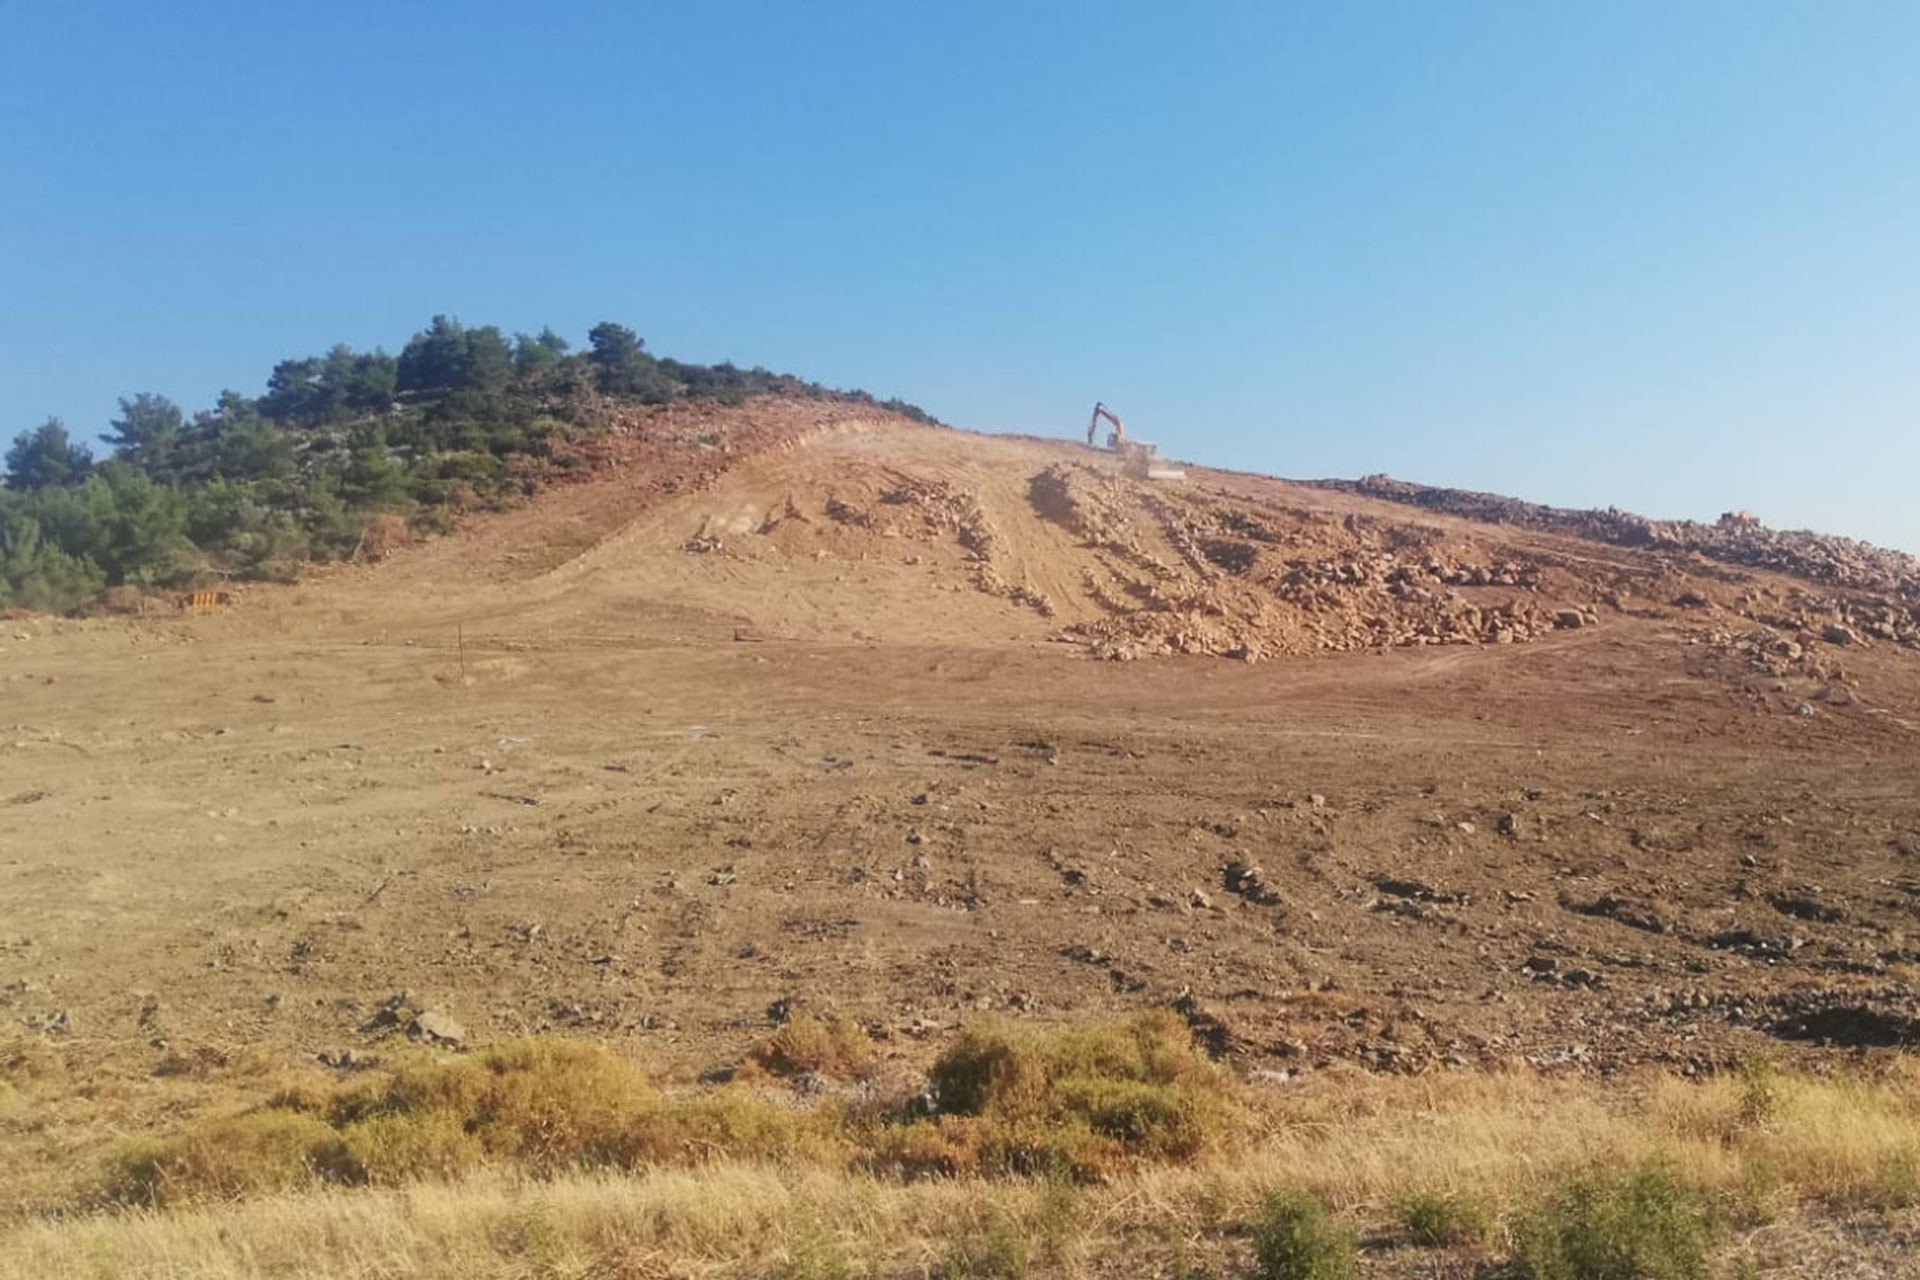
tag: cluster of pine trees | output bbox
[1,318,932,611]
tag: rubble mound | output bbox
[437,407,1920,669]
[1027,463,1598,660]
[1325,474,1920,602]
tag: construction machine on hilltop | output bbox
[1087,401,1185,480]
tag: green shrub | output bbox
[1735,1057,1781,1129]
[1251,1190,1355,1280]
[1515,1163,1715,1280]
[939,1216,1027,1279]
[1876,1149,1920,1212]
[904,1011,1225,1179]
[782,1216,854,1280]
[1397,1189,1491,1246]
[1725,1157,1783,1228]
[1031,1176,1080,1265]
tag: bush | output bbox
[862,1113,991,1179]
[103,1110,356,1206]
[749,1014,880,1082]
[1397,1189,1491,1246]
[96,1019,1214,1206]
[1251,1190,1355,1280]
[902,1011,1224,1179]
[781,1221,854,1280]
[101,1037,845,1206]
[641,1087,841,1166]
[330,1038,829,1172]
[329,1038,659,1172]
[1515,1163,1715,1280]
[1876,1149,1920,1212]
[1735,1057,1781,1129]
[939,1216,1028,1279]
[340,1109,483,1185]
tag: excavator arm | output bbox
[1087,401,1125,446]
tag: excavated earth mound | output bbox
[513,415,1909,680]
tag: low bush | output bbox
[748,1014,880,1082]
[938,1215,1028,1279]
[329,1038,660,1172]
[1875,1149,1920,1211]
[340,1109,483,1186]
[102,1110,355,1206]
[781,1216,854,1280]
[1514,1162,1715,1280]
[892,1011,1225,1180]
[1396,1188,1491,1246]
[1251,1190,1355,1280]
[102,1038,839,1205]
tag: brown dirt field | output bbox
[4,397,1920,1226]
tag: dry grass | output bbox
[745,1013,883,1083]
[97,1038,841,1206]
[6,1029,1920,1278]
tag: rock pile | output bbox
[1330,474,1920,603]
[1029,464,1600,661]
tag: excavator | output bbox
[1087,401,1184,480]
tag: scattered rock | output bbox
[1223,862,1282,906]
[317,1048,374,1070]
[28,1009,70,1034]
[1376,876,1470,906]
[363,992,464,1046]
[1707,929,1798,961]
[1767,891,1845,924]
[1563,894,1671,935]
[1170,989,1236,1058]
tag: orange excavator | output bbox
[1086,401,1184,480]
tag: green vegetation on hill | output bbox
[0,317,935,611]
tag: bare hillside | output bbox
[4,396,1920,1264]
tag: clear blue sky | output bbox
[5,2,1917,549]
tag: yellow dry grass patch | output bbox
[7,1032,1920,1278]
[97,1038,843,1207]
